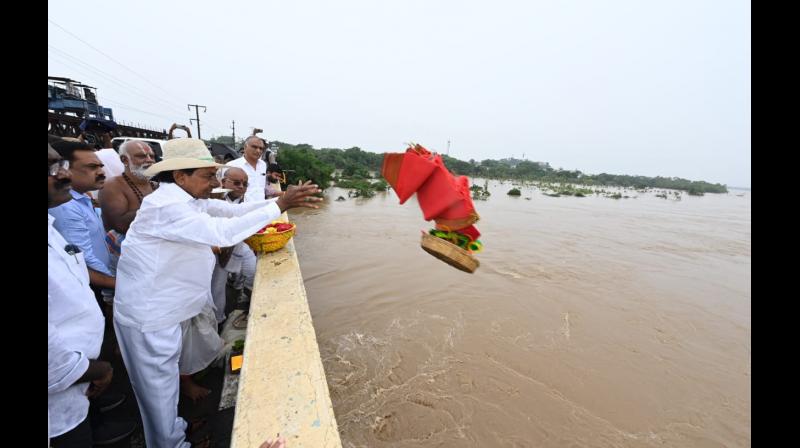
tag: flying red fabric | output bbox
[382,144,480,240]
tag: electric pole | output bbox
[231,120,236,148]
[187,104,207,139]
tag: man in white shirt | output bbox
[113,138,321,448]
[226,136,268,203]
[48,144,136,447]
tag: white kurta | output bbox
[210,241,257,323]
[114,183,279,332]
[113,182,281,448]
[48,215,105,438]
[210,193,258,323]
[211,261,230,324]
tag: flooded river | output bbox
[291,181,751,447]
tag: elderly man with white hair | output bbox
[98,140,157,274]
[98,140,158,235]
[113,138,322,448]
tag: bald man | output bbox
[210,167,259,326]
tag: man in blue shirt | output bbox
[49,140,116,296]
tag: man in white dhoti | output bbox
[112,138,321,448]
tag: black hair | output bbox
[150,168,197,184]
[267,163,282,173]
[50,140,95,162]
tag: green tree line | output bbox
[205,137,726,194]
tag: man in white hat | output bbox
[112,138,321,448]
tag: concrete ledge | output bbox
[231,214,342,448]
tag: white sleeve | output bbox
[205,197,279,218]
[147,201,282,247]
[48,322,89,394]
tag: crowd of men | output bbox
[49,134,318,448]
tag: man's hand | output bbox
[168,123,192,139]
[275,181,323,212]
[85,362,113,398]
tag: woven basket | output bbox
[420,232,479,273]
[245,223,296,253]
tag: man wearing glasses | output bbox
[209,167,258,327]
[48,144,136,446]
[48,140,116,300]
[112,138,321,447]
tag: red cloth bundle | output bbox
[381,144,480,237]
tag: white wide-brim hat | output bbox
[144,138,224,177]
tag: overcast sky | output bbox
[48,0,750,187]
